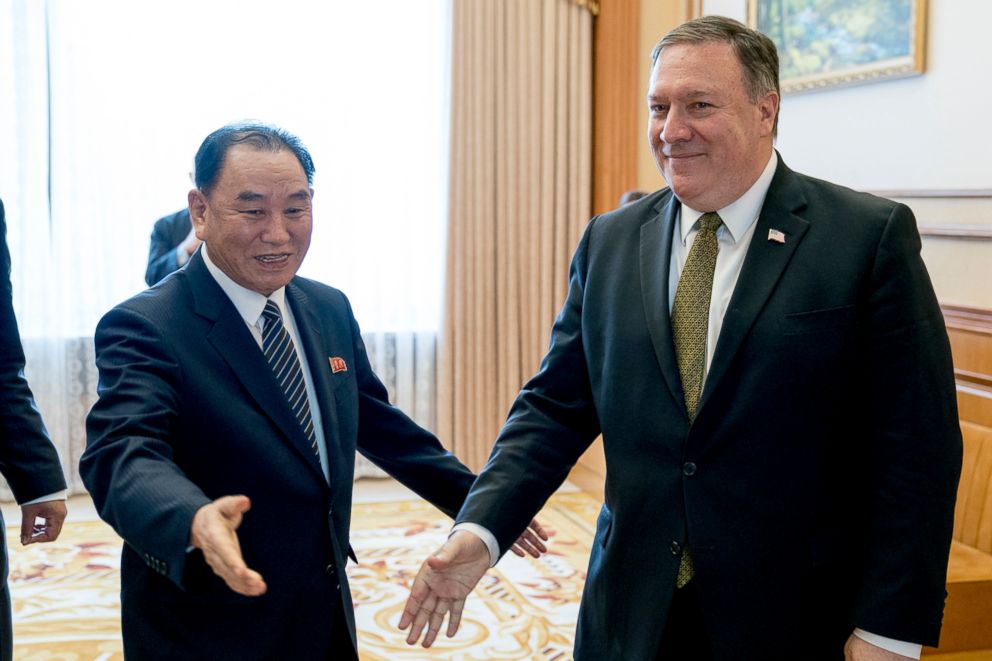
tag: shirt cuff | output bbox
[20,490,67,506]
[450,522,500,568]
[853,629,922,659]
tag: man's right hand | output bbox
[399,530,490,647]
[190,495,267,597]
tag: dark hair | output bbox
[651,15,780,133]
[619,189,649,206]
[193,122,316,194]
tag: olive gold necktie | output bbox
[670,211,722,589]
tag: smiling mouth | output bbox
[256,254,290,264]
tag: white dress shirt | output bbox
[455,154,919,658]
[201,245,331,483]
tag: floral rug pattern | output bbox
[7,491,599,660]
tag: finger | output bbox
[522,532,547,556]
[26,524,56,544]
[19,515,36,544]
[229,567,267,596]
[400,568,431,629]
[510,540,533,557]
[529,519,550,541]
[406,592,437,645]
[46,514,65,540]
[216,495,251,525]
[447,598,466,637]
[423,598,450,647]
[427,549,453,571]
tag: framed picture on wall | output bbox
[747,0,927,94]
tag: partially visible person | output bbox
[0,198,68,661]
[619,189,648,206]
[145,207,198,286]
[81,122,546,660]
[400,15,961,661]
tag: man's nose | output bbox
[262,215,291,243]
[660,106,692,144]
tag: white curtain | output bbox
[0,0,452,498]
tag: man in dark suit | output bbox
[144,207,196,286]
[401,16,962,661]
[81,123,544,660]
[0,198,68,661]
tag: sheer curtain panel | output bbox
[440,0,593,471]
[0,0,452,497]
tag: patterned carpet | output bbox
[6,491,599,660]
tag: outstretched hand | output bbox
[399,530,491,647]
[189,495,267,597]
[509,518,550,558]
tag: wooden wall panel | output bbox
[591,0,640,216]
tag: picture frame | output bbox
[747,0,927,94]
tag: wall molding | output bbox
[919,225,992,241]
[943,304,992,336]
[943,304,992,400]
[870,189,992,199]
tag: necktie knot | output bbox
[697,211,722,234]
[262,300,282,326]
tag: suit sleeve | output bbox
[0,201,68,502]
[81,304,211,588]
[145,217,181,287]
[853,202,962,646]
[457,219,602,555]
[342,296,476,519]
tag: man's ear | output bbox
[188,189,208,241]
[757,90,779,136]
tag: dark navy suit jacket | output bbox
[457,157,962,660]
[144,208,192,287]
[0,199,67,661]
[82,251,476,660]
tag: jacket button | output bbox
[325,563,336,576]
[683,462,697,476]
[670,541,681,556]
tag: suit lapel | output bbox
[698,159,810,415]
[285,283,344,487]
[640,192,687,412]
[186,255,326,483]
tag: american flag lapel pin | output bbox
[767,228,786,244]
[329,356,348,373]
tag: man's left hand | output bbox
[845,634,915,661]
[20,500,67,545]
[509,518,549,558]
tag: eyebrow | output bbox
[236,191,264,202]
[288,190,311,201]
[648,89,715,102]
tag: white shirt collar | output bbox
[679,151,778,245]
[201,244,287,328]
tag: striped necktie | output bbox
[261,301,318,457]
[670,211,722,589]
